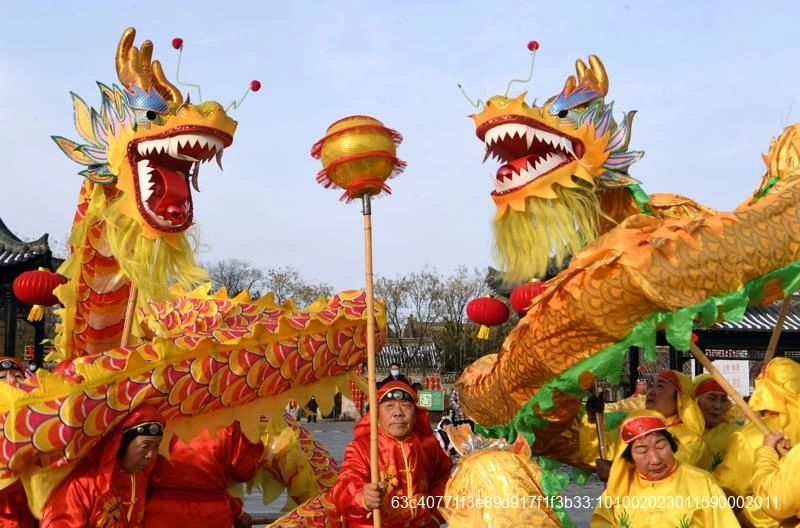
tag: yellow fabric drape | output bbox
[752,445,800,525]
[713,358,800,528]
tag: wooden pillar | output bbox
[3,287,16,358]
[694,357,704,376]
[668,345,682,371]
[628,346,640,396]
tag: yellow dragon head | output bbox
[469,53,644,285]
[51,28,240,298]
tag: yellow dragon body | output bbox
[456,50,800,469]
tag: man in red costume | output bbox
[142,421,263,528]
[41,404,165,527]
[332,380,452,527]
[0,357,36,528]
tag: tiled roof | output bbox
[710,303,800,332]
[0,218,51,268]
[377,341,440,369]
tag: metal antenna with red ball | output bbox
[505,39,540,97]
[226,80,262,112]
[171,36,203,102]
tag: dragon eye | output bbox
[557,110,569,118]
[145,111,158,121]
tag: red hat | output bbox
[620,412,667,444]
[694,377,724,397]
[377,380,417,403]
[656,370,683,393]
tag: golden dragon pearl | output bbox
[316,115,403,199]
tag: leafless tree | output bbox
[205,259,265,297]
[263,266,333,307]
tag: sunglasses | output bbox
[0,360,22,372]
[380,389,414,403]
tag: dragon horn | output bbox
[151,60,183,105]
[116,27,183,105]
[575,59,589,84]
[574,56,609,97]
[589,55,609,95]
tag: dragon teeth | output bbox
[137,160,154,202]
[485,123,572,156]
[138,134,225,163]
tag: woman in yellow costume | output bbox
[581,370,708,476]
[692,373,742,471]
[751,431,800,526]
[591,410,738,527]
[715,357,800,528]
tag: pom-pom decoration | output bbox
[12,268,67,322]
[311,115,406,202]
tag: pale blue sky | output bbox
[1,1,798,290]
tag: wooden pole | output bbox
[120,283,138,347]
[688,342,772,436]
[362,194,381,528]
[593,383,608,460]
[763,297,792,365]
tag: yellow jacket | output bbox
[703,420,741,471]
[591,461,738,527]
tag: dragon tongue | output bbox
[149,166,190,224]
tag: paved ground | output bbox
[244,420,600,527]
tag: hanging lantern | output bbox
[466,296,509,340]
[311,115,406,201]
[12,268,67,322]
[509,280,547,315]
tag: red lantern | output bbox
[12,268,67,322]
[466,297,509,339]
[510,281,547,315]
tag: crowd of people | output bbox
[1,356,799,527]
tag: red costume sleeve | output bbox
[224,421,264,483]
[0,480,36,528]
[40,465,94,528]
[331,438,370,520]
